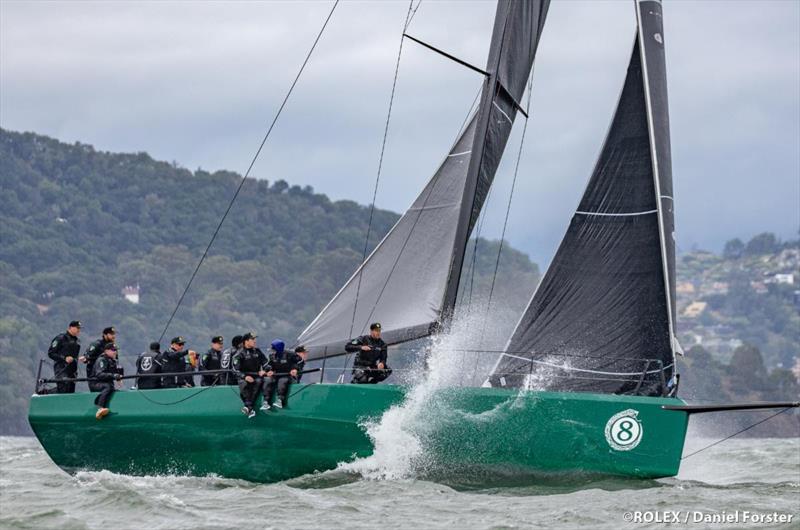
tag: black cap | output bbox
[105,343,118,351]
[370,322,381,331]
[103,326,116,335]
[242,332,257,341]
[211,335,223,344]
[149,342,160,351]
[295,345,308,353]
[171,336,186,345]
[232,335,243,348]
[69,320,82,328]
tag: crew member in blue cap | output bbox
[261,340,303,410]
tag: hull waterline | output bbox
[28,384,688,483]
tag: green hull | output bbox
[28,384,688,483]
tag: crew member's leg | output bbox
[276,376,292,407]
[54,362,76,394]
[261,376,277,409]
[94,382,115,419]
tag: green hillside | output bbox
[0,128,540,434]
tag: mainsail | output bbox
[298,0,550,360]
[488,0,677,396]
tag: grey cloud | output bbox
[1,0,797,266]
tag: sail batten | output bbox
[490,0,676,396]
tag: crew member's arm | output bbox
[47,336,65,363]
[161,349,188,362]
[345,338,365,353]
[85,342,101,365]
[231,352,245,379]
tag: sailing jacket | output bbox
[94,355,121,383]
[200,348,223,386]
[219,347,237,385]
[161,347,189,374]
[85,338,113,377]
[47,332,80,373]
[345,335,388,368]
[266,351,303,377]
[136,349,162,389]
[231,347,269,380]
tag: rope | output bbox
[157,0,340,344]
[469,76,534,385]
[135,381,220,406]
[343,0,416,377]
[681,407,796,460]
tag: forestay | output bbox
[488,0,677,396]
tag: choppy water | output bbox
[1,436,798,529]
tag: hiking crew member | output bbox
[136,342,162,390]
[294,346,308,383]
[47,321,82,394]
[231,332,268,418]
[82,326,116,392]
[220,335,242,385]
[345,322,392,384]
[93,343,122,420]
[161,337,196,388]
[200,336,224,386]
[261,340,302,410]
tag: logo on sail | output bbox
[605,409,643,451]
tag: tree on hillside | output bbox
[722,238,744,259]
[728,343,769,391]
[744,232,779,256]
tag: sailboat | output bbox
[28,0,797,484]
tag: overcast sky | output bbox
[2,0,798,266]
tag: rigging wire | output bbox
[680,407,795,460]
[157,0,340,344]
[341,0,418,380]
[468,76,534,386]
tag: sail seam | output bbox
[500,352,673,376]
[408,202,460,212]
[448,150,472,157]
[575,209,657,217]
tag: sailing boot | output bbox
[95,408,110,420]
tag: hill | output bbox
[0,128,540,434]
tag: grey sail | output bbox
[298,0,550,361]
[489,0,676,396]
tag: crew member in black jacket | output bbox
[47,320,82,393]
[219,335,242,385]
[160,337,196,388]
[345,322,392,384]
[231,332,268,418]
[261,340,302,410]
[93,343,122,420]
[136,342,162,389]
[200,336,224,386]
[82,326,116,392]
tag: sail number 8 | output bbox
[604,409,643,451]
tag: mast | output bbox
[441,0,550,324]
[489,0,677,396]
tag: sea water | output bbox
[2,311,798,529]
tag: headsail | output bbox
[298,0,550,360]
[489,0,676,396]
